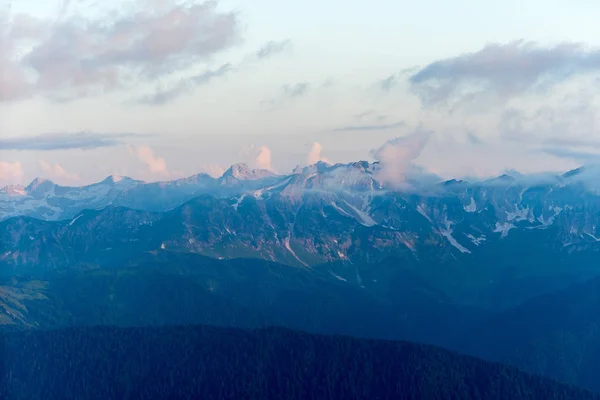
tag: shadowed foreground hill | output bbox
[1,325,597,400]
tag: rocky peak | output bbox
[0,184,26,196]
[25,177,55,194]
[219,163,275,183]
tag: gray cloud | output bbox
[355,110,376,120]
[138,63,233,105]
[380,75,397,92]
[256,39,291,59]
[409,41,600,108]
[137,38,291,105]
[282,82,310,98]
[466,132,484,145]
[1,1,240,102]
[333,121,405,132]
[377,67,419,93]
[541,147,600,162]
[0,132,149,151]
[499,99,599,147]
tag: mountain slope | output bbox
[2,325,597,400]
[460,275,600,392]
[4,178,600,310]
[0,252,481,349]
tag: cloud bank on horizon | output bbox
[1,0,600,185]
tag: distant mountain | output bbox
[4,161,600,309]
[217,162,277,184]
[2,325,597,400]
[0,162,282,221]
[0,174,142,221]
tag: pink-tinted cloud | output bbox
[255,145,272,170]
[307,142,328,165]
[198,164,226,177]
[0,161,24,181]
[39,160,81,182]
[371,130,432,186]
[1,1,240,102]
[128,145,169,175]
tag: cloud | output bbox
[198,163,226,177]
[128,145,168,175]
[409,41,600,109]
[256,39,291,60]
[39,160,80,181]
[380,75,398,92]
[0,161,24,181]
[541,147,600,162]
[254,145,272,170]
[307,142,328,165]
[355,110,376,120]
[376,68,418,93]
[282,82,310,98]
[0,132,147,151]
[262,82,311,108]
[466,132,484,145]
[371,130,432,187]
[137,39,290,105]
[498,96,600,147]
[138,63,233,105]
[333,121,405,132]
[1,0,240,102]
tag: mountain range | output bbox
[3,161,600,308]
[3,160,600,393]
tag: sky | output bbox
[1,0,600,185]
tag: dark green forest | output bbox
[1,325,598,400]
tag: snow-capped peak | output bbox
[25,177,55,193]
[219,163,276,183]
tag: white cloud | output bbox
[371,130,432,186]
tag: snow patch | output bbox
[331,202,353,218]
[506,206,530,222]
[283,236,308,266]
[585,232,600,242]
[465,233,486,246]
[464,197,477,212]
[343,201,376,227]
[416,204,432,222]
[494,222,515,238]
[330,271,347,282]
[68,214,84,226]
[232,194,246,211]
[440,218,470,253]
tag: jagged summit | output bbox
[218,162,276,184]
[25,177,55,193]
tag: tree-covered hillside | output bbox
[1,325,597,400]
